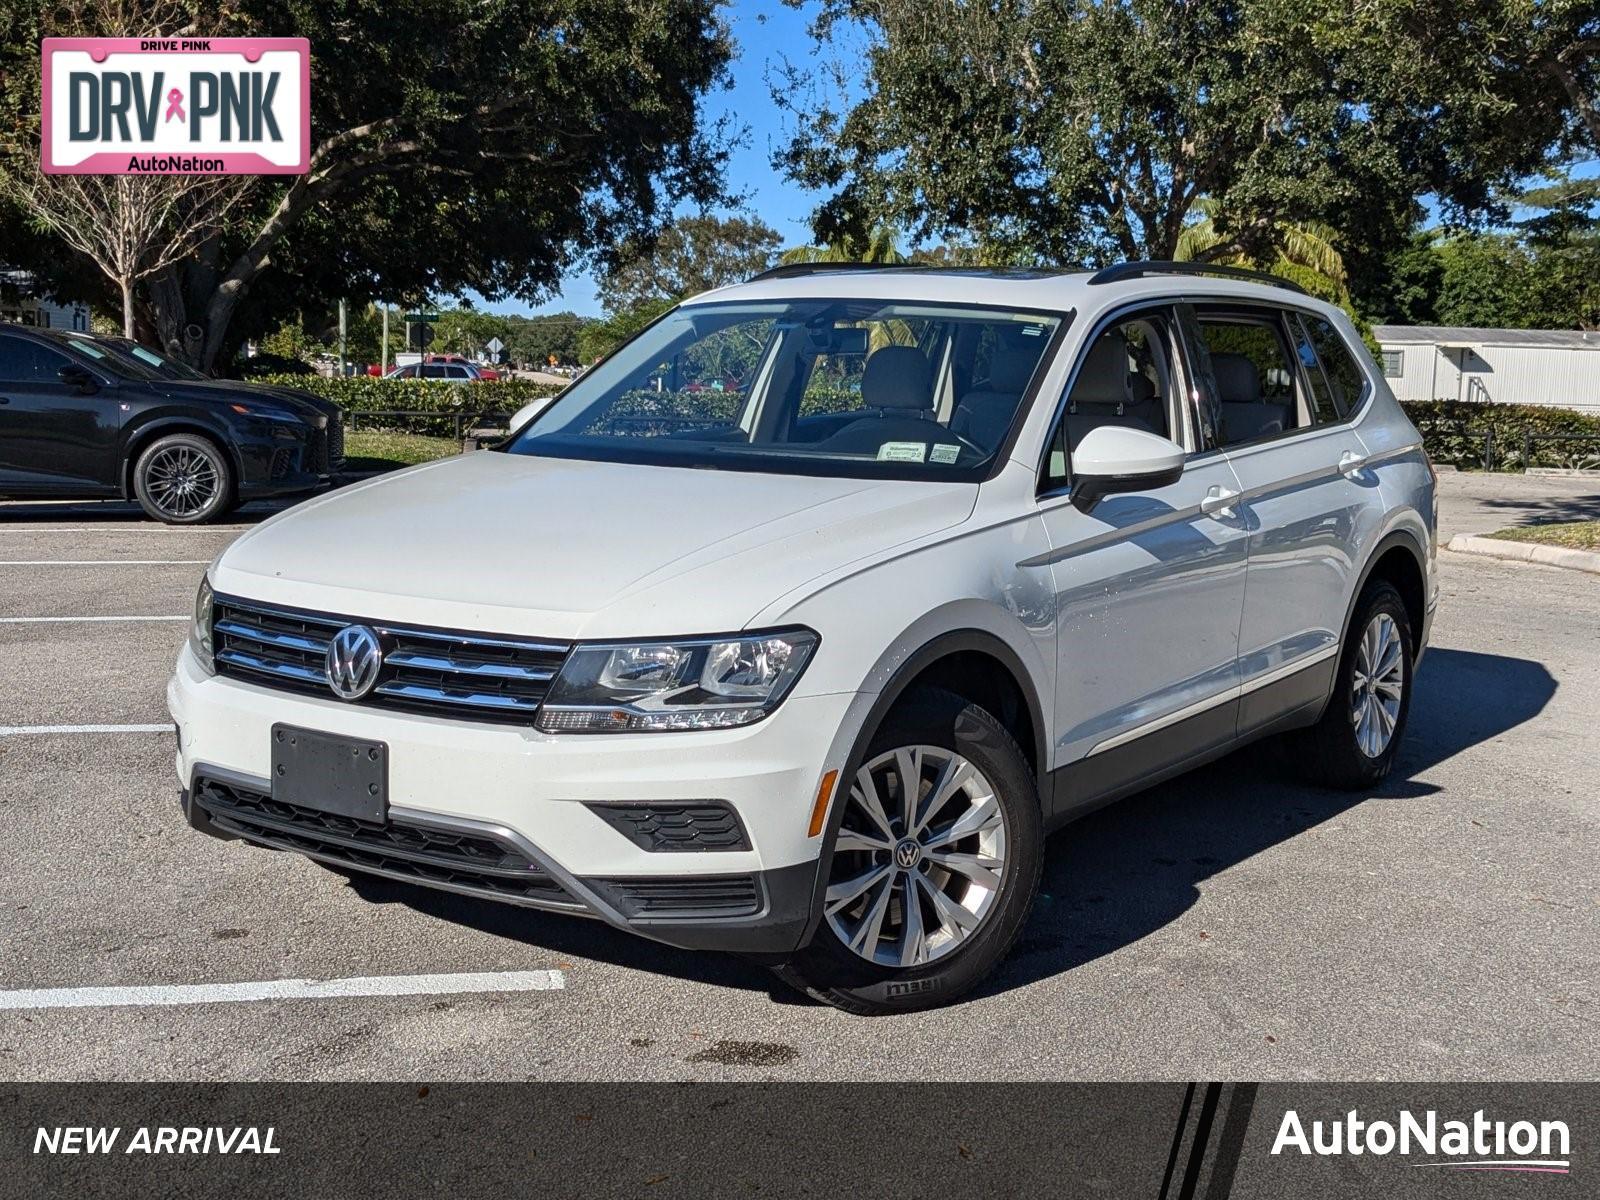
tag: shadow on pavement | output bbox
[1478,491,1600,527]
[987,647,1556,996]
[338,647,1555,1008]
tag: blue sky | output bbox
[480,4,1598,320]
[493,0,825,319]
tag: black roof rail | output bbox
[748,261,931,282]
[1087,260,1308,295]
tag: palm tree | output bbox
[1176,199,1348,301]
[779,225,907,266]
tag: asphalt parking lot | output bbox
[2,472,1598,1082]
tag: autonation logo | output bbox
[1272,1108,1571,1174]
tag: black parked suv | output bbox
[0,326,343,523]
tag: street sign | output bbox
[404,312,438,323]
[485,337,504,355]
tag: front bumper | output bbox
[168,645,853,954]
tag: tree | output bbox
[0,173,246,339]
[773,0,1418,268]
[1176,198,1349,301]
[1325,0,1598,223]
[506,313,586,367]
[0,0,736,367]
[578,297,674,363]
[433,307,512,359]
[600,214,782,311]
[0,0,246,336]
[779,224,907,265]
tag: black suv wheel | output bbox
[132,433,234,524]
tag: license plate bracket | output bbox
[270,724,388,823]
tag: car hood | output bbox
[212,451,977,639]
[155,379,337,425]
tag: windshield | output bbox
[505,299,1066,481]
[103,337,209,380]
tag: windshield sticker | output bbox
[877,441,928,463]
[67,339,106,359]
[929,443,961,465]
[132,347,163,365]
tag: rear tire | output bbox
[773,688,1043,1014]
[132,433,234,524]
[1296,578,1414,790]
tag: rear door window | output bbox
[1189,306,1344,448]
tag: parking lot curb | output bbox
[1524,467,1600,478]
[1447,533,1600,575]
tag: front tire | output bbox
[773,688,1043,1014]
[131,433,234,524]
[1297,578,1414,789]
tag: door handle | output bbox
[1339,449,1370,477]
[0,396,10,404]
[1200,485,1239,518]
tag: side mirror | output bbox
[1069,426,1185,512]
[58,365,99,395]
[506,394,558,436]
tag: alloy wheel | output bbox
[1350,611,1405,758]
[145,445,220,518]
[824,744,1008,968]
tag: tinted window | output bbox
[1288,318,1341,424]
[422,364,448,379]
[1193,313,1301,447]
[1042,309,1177,490]
[1304,316,1369,416]
[0,335,72,384]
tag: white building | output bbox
[1373,325,1600,415]
[0,268,90,332]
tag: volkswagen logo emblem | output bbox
[326,624,383,701]
[893,839,922,870]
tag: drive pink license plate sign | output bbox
[41,38,309,174]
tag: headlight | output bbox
[189,576,215,675]
[536,629,818,733]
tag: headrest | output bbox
[861,345,934,410]
[1068,332,1130,408]
[984,345,1038,394]
[1211,353,1262,405]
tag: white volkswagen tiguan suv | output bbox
[170,262,1437,1013]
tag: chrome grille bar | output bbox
[211,593,571,725]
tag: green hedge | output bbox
[252,374,564,435]
[1401,400,1600,471]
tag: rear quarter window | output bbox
[1302,316,1371,417]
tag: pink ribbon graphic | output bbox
[164,88,185,123]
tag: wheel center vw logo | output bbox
[326,625,382,701]
[893,839,922,870]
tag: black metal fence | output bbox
[1406,419,1600,473]
[343,409,515,440]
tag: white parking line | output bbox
[0,615,186,623]
[0,970,567,1011]
[0,560,210,566]
[0,723,174,737]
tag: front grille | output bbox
[304,426,330,475]
[589,875,762,919]
[587,802,750,852]
[212,594,571,725]
[327,415,345,470]
[193,775,580,909]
